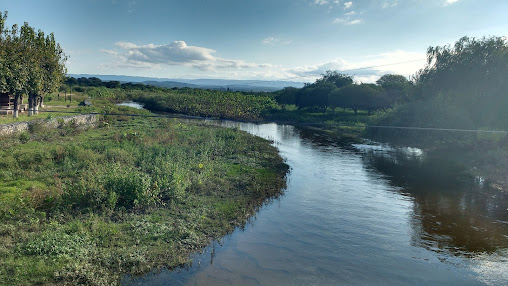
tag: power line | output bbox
[282,58,427,81]
[338,59,427,73]
[4,109,508,134]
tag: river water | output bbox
[129,120,508,285]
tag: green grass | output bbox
[0,106,288,285]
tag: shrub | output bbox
[61,164,159,212]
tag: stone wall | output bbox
[0,114,98,137]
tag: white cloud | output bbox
[333,17,362,25]
[262,36,292,45]
[344,11,357,16]
[444,0,460,6]
[382,0,398,8]
[344,1,353,9]
[103,41,270,71]
[311,0,341,8]
[313,0,329,5]
[348,19,362,25]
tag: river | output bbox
[126,118,508,285]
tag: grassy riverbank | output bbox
[0,110,288,285]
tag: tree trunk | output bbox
[353,107,357,115]
[13,93,20,118]
[28,94,34,116]
[35,96,41,115]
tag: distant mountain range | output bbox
[69,74,304,92]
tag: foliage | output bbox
[368,36,508,147]
[293,71,353,111]
[296,81,337,111]
[329,84,386,114]
[376,74,414,103]
[314,70,354,89]
[0,11,67,117]
[274,86,298,109]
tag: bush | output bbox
[61,164,159,212]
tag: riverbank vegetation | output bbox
[0,107,288,284]
[366,36,508,146]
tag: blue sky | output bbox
[2,0,508,82]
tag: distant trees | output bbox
[273,70,400,115]
[0,11,67,117]
[63,76,155,91]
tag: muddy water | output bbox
[130,121,508,285]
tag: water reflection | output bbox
[361,148,508,255]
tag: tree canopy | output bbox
[0,11,67,117]
[368,36,508,146]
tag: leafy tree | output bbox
[376,74,413,104]
[1,22,28,118]
[104,80,121,89]
[329,84,386,115]
[296,81,336,111]
[294,71,352,111]
[275,86,298,109]
[315,70,353,89]
[414,36,508,128]
[368,36,508,145]
[65,76,78,86]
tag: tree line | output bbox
[0,11,67,117]
[274,71,413,115]
[64,76,151,90]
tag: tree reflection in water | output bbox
[362,148,508,255]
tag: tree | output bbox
[415,36,508,99]
[0,12,66,117]
[376,74,413,104]
[413,36,508,128]
[296,81,336,111]
[294,71,352,111]
[329,84,386,115]
[105,80,120,89]
[275,86,298,109]
[315,70,353,89]
[1,22,28,118]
